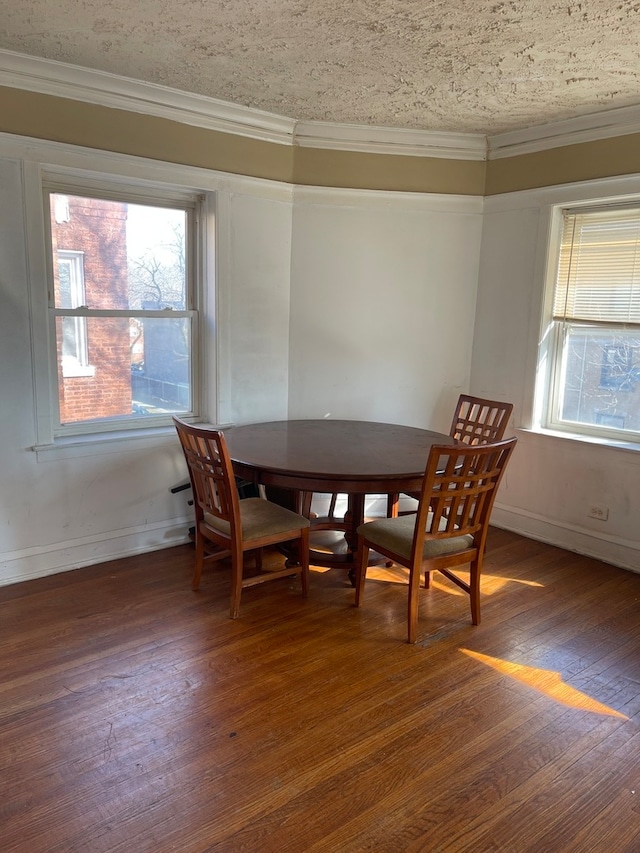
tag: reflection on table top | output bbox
[225,419,455,493]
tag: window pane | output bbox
[558,326,640,433]
[128,203,187,310]
[57,257,73,307]
[61,315,87,366]
[55,316,192,424]
[50,195,187,311]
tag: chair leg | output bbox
[229,551,243,619]
[192,530,205,590]
[300,491,313,518]
[299,527,310,598]
[354,538,369,606]
[469,557,481,625]
[407,565,422,644]
[424,570,431,589]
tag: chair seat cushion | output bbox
[357,514,474,562]
[205,497,310,540]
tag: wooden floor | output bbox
[2,529,640,853]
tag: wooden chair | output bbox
[355,437,517,643]
[387,394,514,517]
[173,417,310,618]
[449,394,514,445]
[304,396,514,524]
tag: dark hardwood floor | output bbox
[2,528,640,852]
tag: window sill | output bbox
[62,363,96,378]
[519,426,640,454]
[31,421,234,461]
[32,425,179,461]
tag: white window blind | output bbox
[553,208,640,326]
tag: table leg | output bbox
[344,493,365,585]
[344,493,365,554]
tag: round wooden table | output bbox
[225,419,455,571]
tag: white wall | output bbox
[0,136,486,586]
[216,190,293,426]
[288,187,484,431]
[0,155,185,583]
[473,176,640,572]
[14,130,638,585]
[0,139,294,585]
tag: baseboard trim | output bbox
[0,519,192,587]
[491,504,640,574]
[3,504,637,588]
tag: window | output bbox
[45,185,200,436]
[542,205,640,442]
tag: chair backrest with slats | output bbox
[412,437,517,559]
[173,418,240,536]
[450,395,513,446]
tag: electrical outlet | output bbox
[588,505,609,521]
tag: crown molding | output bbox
[294,121,487,161]
[0,49,486,161]
[3,49,640,163]
[488,103,640,159]
[0,49,296,146]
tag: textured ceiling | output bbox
[2,0,640,136]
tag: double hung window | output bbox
[44,182,201,436]
[543,205,640,442]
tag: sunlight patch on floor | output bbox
[365,566,409,584]
[476,574,545,595]
[358,568,544,598]
[461,648,628,719]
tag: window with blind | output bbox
[545,205,640,440]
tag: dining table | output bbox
[225,418,456,573]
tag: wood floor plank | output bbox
[1,530,640,851]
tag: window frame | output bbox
[540,201,640,445]
[39,173,204,440]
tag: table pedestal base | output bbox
[266,485,392,574]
